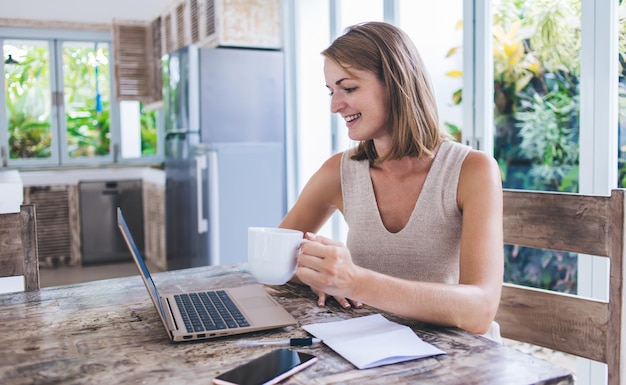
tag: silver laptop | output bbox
[116,207,297,342]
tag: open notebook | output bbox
[303,314,445,369]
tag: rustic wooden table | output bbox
[0,264,573,384]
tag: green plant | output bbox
[492,1,580,193]
[444,0,585,294]
[65,100,110,157]
[493,1,581,294]
[5,45,52,159]
[140,103,157,155]
[504,245,578,294]
[5,42,157,162]
[515,87,579,192]
[63,43,111,157]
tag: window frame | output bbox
[286,1,618,383]
[0,26,163,169]
[1,36,61,168]
[464,1,618,383]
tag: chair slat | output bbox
[499,283,608,362]
[0,205,40,291]
[497,189,625,385]
[503,190,610,256]
[0,211,24,276]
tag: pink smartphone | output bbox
[213,349,318,385]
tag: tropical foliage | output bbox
[4,42,157,161]
[492,0,581,193]
[444,0,626,294]
[63,43,111,157]
[493,0,583,294]
[5,45,51,158]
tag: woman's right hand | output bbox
[310,286,362,309]
[297,232,363,310]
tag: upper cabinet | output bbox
[161,0,282,52]
[112,0,282,103]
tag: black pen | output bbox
[236,338,322,347]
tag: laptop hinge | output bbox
[164,297,180,331]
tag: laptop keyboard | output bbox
[174,290,251,333]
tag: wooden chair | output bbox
[0,204,40,291]
[496,188,625,385]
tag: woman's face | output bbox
[324,59,390,143]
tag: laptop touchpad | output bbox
[239,296,280,309]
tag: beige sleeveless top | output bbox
[341,140,471,283]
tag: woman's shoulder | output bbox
[311,151,344,182]
[463,147,498,171]
[325,150,346,168]
[439,140,496,169]
[440,139,471,154]
[458,145,502,197]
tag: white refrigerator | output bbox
[163,45,286,269]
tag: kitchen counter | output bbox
[11,165,166,269]
[19,166,165,186]
[0,170,23,213]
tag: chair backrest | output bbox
[496,188,625,385]
[0,204,40,291]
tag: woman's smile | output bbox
[345,113,361,122]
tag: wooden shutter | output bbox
[175,2,186,50]
[24,186,73,267]
[151,17,163,102]
[112,20,162,103]
[163,13,173,55]
[197,0,217,47]
[189,0,200,43]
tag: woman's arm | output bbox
[296,150,503,335]
[279,152,343,234]
[278,152,344,291]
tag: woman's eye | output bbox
[327,87,356,96]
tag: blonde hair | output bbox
[322,22,445,163]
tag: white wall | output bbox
[290,2,332,238]
[0,0,171,23]
[401,1,464,136]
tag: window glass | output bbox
[334,0,385,155]
[2,29,161,168]
[400,1,464,142]
[339,0,384,28]
[492,0,581,295]
[619,1,626,188]
[492,0,581,193]
[140,104,158,156]
[3,40,52,160]
[120,101,158,158]
[62,41,111,159]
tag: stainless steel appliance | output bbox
[79,179,144,264]
[163,46,286,269]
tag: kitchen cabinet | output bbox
[24,184,79,268]
[20,167,165,268]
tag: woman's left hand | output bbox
[296,232,364,309]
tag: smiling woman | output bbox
[280,21,504,338]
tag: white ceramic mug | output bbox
[247,227,304,285]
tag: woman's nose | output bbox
[330,93,345,114]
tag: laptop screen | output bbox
[116,207,167,319]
